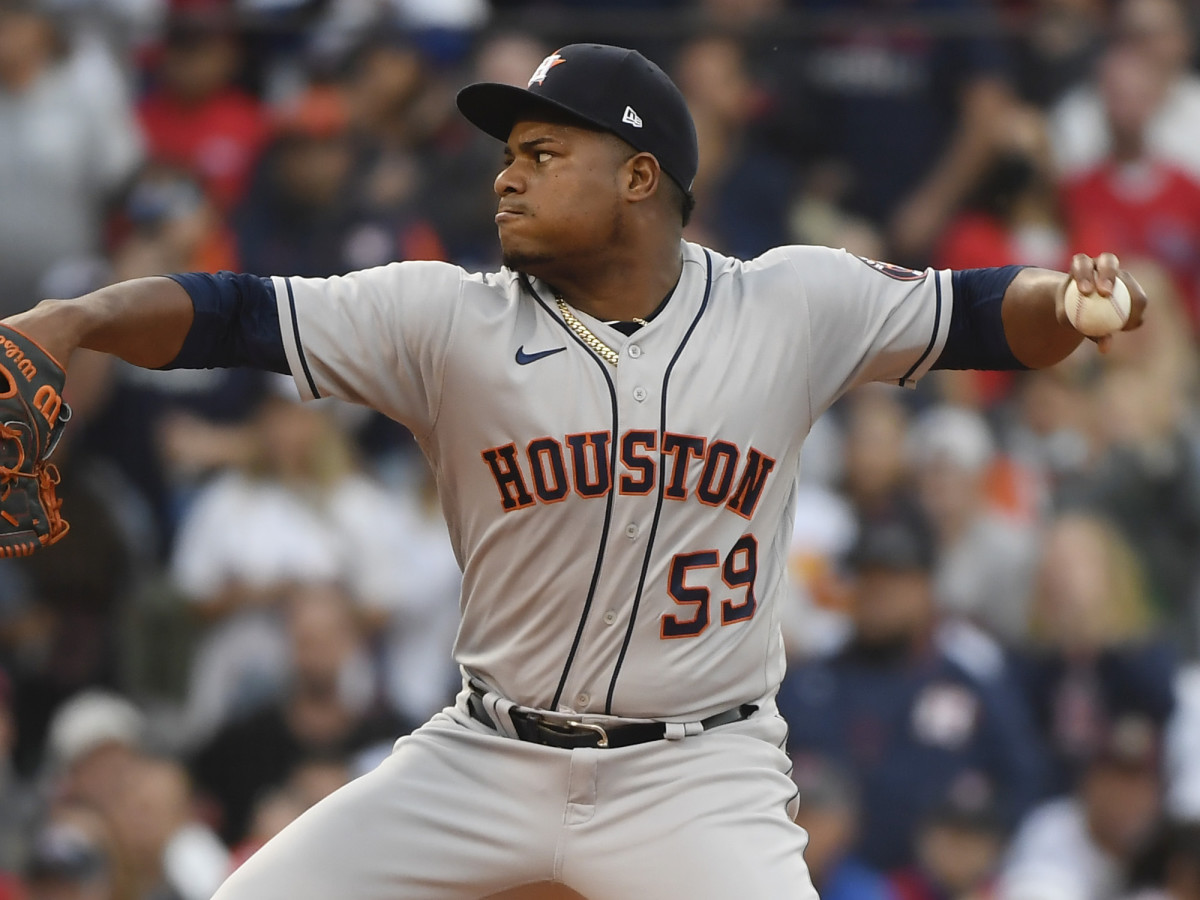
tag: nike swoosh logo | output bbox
[515,345,566,365]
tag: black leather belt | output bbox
[467,685,757,750]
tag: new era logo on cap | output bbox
[622,106,643,128]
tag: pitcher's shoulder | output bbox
[698,243,850,299]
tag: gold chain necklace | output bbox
[555,296,647,367]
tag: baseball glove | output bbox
[0,323,70,556]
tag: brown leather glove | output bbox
[0,323,70,556]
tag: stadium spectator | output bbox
[1008,0,1106,109]
[78,168,264,544]
[908,405,1039,645]
[43,690,146,810]
[931,103,1059,410]
[342,30,435,161]
[1016,511,1176,797]
[189,584,408,845]
[102,754,229,900]
[0,0,141,317]
[234,83,445,277]
[112,165,240,282]
[780,388,915,661]
[889,772,1007,900]
[999,715,1165,900]
[782,478,857,662]
[790,752,895,900]
[8,423,141,776]
[1050,0,1200,183]
[1059,44,1200,331]
[233,84,356,276]
[169,394,416,741]
[788,0,1019,264]
[933,105,1065,273]
[1000,359,1097,520]
[137,0,270,213]
[674,33,795,259]
[344,32,431,202]
[1095,262,1197,433]
[839,388,913,518]
[1071,364,1200,646]
[779,498,1045,871]
[374,459,461,725]
[338,31,453,262]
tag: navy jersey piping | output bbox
[604,249,714,714]
[898,273,943,387]
[518,274,622,712]
[285,278,321,399]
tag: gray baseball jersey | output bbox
[273,240,949,721]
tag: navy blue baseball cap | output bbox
[456,43,699,193]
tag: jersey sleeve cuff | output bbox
[898,268,953,388]
[934,265,1029,371]
[274,275,322,401]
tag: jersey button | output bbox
[627,344,642,359]
[603,611,617,625]
[576,693,590,707]
[625,523,639,538]
[633,387,647,402]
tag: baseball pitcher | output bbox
[1,43,1145,900]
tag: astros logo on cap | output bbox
[529,52,566,86]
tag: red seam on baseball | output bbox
[1107,291,1125,323]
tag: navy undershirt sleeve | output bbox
[933,265,1029,371]
[160,271,289,374]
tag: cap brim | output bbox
[456,82,604,143]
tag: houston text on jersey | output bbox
[480,429,777,519]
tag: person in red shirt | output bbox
[137,0,270,212]
[933,105,1067,407]
[1061,44,1200,331]
[935,103,1066,274]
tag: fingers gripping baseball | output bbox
[1060,252,1148,353]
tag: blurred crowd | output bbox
[0,0,1200,898]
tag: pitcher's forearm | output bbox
[1001,268,1081,369]
[5,276,194,370]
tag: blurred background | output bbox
[1,0,1200,898]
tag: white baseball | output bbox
[1064,277,1131,337]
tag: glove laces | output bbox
[0,422,68,547]
[38,463,67,541]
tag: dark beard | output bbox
[502,248,556,272]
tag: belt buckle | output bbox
[565,720,609,748]
[532,715,610,748]
[513,709,612,748]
